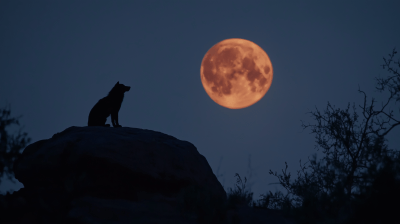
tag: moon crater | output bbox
[200,38,273,109]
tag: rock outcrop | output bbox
[9,126,227,223]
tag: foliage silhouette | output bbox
[0,105,30,187]
[0,106,32,223]
[226,173,253,209]
[345,152,400,224]
[264,48,400,224]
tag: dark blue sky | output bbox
[1,1,399,199]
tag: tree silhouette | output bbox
[264,48,400,223]
[375,48,400,134]
[0,106,30,187]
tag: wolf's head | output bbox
[110,81,131,95]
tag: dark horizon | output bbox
[1,1,400,201]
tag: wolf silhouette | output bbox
[88,81,130,127]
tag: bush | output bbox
[226,173,253,209]
[264,48,400,224]
[0,106,31,187]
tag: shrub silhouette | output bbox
[264,48,400,224]
[345,152,400,224]
[0,106,30,187]
[226,173,253,209]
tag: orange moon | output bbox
[200,38,273,109]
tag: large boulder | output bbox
[13,126,227,223]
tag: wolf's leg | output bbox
[111,112,116,127]
[111,111,121,127]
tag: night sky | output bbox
[1,1,399,200]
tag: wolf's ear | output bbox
[116,81,119,85]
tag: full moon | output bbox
[200,38,273,109]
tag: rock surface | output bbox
[3,126,300,224]
[12,126,227,223]
[226,205,298,224]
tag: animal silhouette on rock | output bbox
[88,82,130,127]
